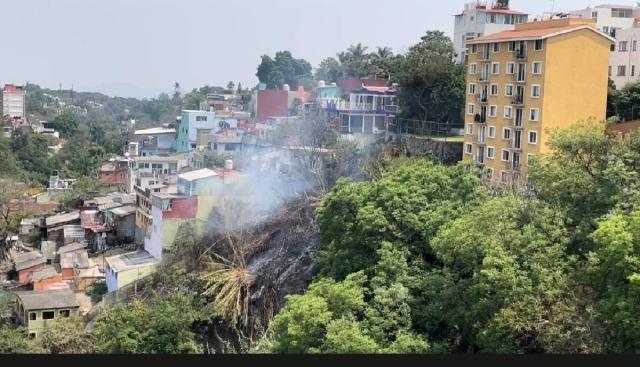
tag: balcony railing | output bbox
[512,95,524,106]
[474,113,487,123]
[478,74,490,82]
[336,101,397,113]
[515,49,527,60]
[475,93,488,103]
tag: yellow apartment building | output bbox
[462,18,613,185]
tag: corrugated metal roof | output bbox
[134,127,175,135]
[14,290,79,310]
[45,211,80,227]
[177,168,217,181]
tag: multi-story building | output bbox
[176,110,233,153]
[336,85,397,134]
[463,18,613,186]
[609,27,640,88]
[569,4,639,37]
[1,84,26,119]
[134,127,176,156]
[453,1,529,64]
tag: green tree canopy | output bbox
[256,51,313,89]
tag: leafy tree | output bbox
[316,57,343,83]
[0,135,20,177]
[226,81,235,91]
[256,51,313,89]
[393,31,465,123]
[11,132,57,184]
[316,159,481,279]
[52,112,80,138]
[94,292,203,354]
[0,325,44,354]
[39,316,94,354]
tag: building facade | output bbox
[569,4,639,37]
[13,290,80,338]
[176,110,218,152]
[453,1,529,64]
[134,127,176,156]
[2,84,26,118]
[463,18,613,186]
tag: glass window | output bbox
[492,43,500,53]
[504,106,513,118]
[467,103,475,115]
[534,40,543,51]
[503,128,512,140]
[465,143,473,154]
[487,147,495,159]
[528,131,538,144]
[466,123,473,135]
[469,63,477,74]
[501,149,510,162]
[505,84,514,96]
[491,62,500,74]
[489,105,497,117]
[508,41,516,52]
[42,311,55,320]
[619,41,628,52]
[468,83,476,94]
[532,62,543,74]
[29,312,37,321]
[506,62,515,74]
[618,65,626,76]
[530,108,540,121]
[490,84,499,96]
[488,126,496,138]
[531,85,541,98]
[501,171,509,183]
[59,310,70,317]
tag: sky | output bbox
[0,0,634,98]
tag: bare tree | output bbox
[0,179,23,261]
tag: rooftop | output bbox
[58,242,87,254]
[110,205,137,217]
[31,266,60,282]
[14,289,79,310]
[45,211,80,227]
[105,250,158,272]
[177,168,218,181]
[12,251,46,271]
[134,127,176,135]
[467,21,614,44]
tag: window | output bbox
[471,44,478,54]
[59,310,70,317]
[634,40,638,52]
[468,83,476,94]
[633,65,636,76]
[466,123,473,135]
[618,65,627,76]
[501,149,510,162]
[487,146,495,159]
[485,167,494,179]
[491,62,500,74]
[503,128,512,140]
[611,8,632,18]
[465,143,473,154]
[506,62,515,74]
[195,115,207,122]
[603,26,610,35]
[609,66,612,76]
[29,312,37,321]
[529,108,540,121]
[492,43,500,53]
[619,41,628,52]
[531,85,541,98]
[488,126,496,138]
[528,130,538,144]
[469,63,477,74]
[505,84,514,97]
[532,61,543,74]
[534,39,543,51]
[504,106,513,119]
[592,11,598,19]
[490,84,499,96]
[42,311,55,320]
[501,171,510,183]
[508,41,516,52]
[467,103,475,115]
[489,105,497,117]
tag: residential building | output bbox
[99,158,133,190]
[2,84,26,118]
[13,289,80,338]
[453,1,529,63]
[134,127,176,156]
[144,168,240,260]
[175,110,217,152]
[337,85,398,134]
[44,211,80,244]
[254,89,290,123]
[569,4,640,37]
[105,205,137,241]
[463,18,613,186]
[11,251,47,285]
[609,27,640,88]
[104,250,158,293]
[31,266,64,292]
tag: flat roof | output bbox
[105,250,158,272]
[177,168,217,181]
[468,24,615,44]
[134,154,187,162]
[110,205,137,217]
[45,211,80,227]
[14,289,79,310]
[58,242,87,254]
[134,127,176,135]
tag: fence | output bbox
[387,117,464,139]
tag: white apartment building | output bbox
[2,84,26,118]
[610,27,640,88]
[570,4,640,37]
[453,1,529,63]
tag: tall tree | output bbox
[393,31,465,123]
[256,51,313,89]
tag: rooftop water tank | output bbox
[224,160,234,171]
[318,80,326,88]
[283,84,290,91]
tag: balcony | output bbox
[478,74,490,83]
[475,93,488,104]
[512,162,521,172]
[514,49,527,60]
[474,113,487,123]
[512,95,524,106]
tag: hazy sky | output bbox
[0,0,633,98]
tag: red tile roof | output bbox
[3,84,24,93]
[467,24,613,44]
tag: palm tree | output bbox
[347,43,368,59]
[374,46,393,59]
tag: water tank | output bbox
[224,160,234,171]
[282,84,290,91]
[318,80,326,88]
[330,82,337,86]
